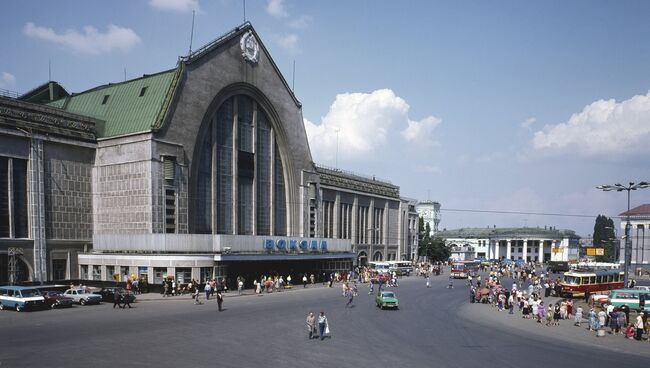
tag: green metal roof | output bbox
[47,67,181,138]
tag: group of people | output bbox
[470,263,650,343]
[305,311,330,340]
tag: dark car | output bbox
[94,287,136,303]
[41,291,75,309]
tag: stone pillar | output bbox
[351,196,358,244]
[333,192,340,239]
[523,239,528,261]
[494,240,500,259]
[29,138,46,282]
[506,240,512,260]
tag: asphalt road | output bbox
[1,275,649,368]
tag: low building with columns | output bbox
[437,227,581,262]
[619,204,650,267]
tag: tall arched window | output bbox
[195,95,286,235]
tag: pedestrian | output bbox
[574,306,583,326]
[306,312,317,339]
[193,286,201,305]
[345,290,354,308]
[318,311,329,340]
[597,308,607,331]
[447,277,453,289]
[368,281,374,295]
[204,281,212,300]
[216,290,224,312]
[553,303,561,326]
[122,292,133,309]
[588,308,597,331]
[545,305,553,326]
[238,279,244,296]
[536,300,544,322]
[113,288,122,309]
[625,323,635,339]
[426,276,430,288]
[635,312,644,340]
[303,274,308,288]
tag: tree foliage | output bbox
[417,216,450,262]
[593,214,616,262]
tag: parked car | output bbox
[0,286,46,311]
[376,290,399,309]
[41,291,75,309]
[63,288,103,305]
[94,287,136,303]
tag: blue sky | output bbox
[2,0,650,236]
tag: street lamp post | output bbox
[596,181,649,288]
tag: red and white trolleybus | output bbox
[450,261,480,279]
[559,268,624,297]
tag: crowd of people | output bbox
[470,262,650,342]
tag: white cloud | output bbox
[266,0,288,18]
[149,0,200,13]
[401,116,441,145]
[276,34,300,53]
[532,91,650,158]
[23,22,140,55]
[521,117,536,130]
[288,15,313,29]
[0,72,16,89]
[304,89,441,162]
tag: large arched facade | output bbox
[192,92,287,236]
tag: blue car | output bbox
[0,286,46,311]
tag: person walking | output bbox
[122,292,133,309]
[306,312,317,339]
[574,306,583,327]
[216,290,224,312]
[553,303,561,326]
[193,285,201,305]
[237,279,244,296]
[588,308,597,331]
[426,275,430,288]
[635,312,645,340]
[113,288,122,309]
[303,274,308,288]
[318,311,329,340]
[345,289,354,308]
[204,281,212,301]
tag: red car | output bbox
[42,291,75,309]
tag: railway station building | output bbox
[0,23,418,287]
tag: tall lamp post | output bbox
[596,181,649,288]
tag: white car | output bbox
[63,288,103,305]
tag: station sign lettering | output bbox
[263,238,328,252]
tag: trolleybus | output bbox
[559,268,624,297]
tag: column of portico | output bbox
[506,240,512,260]
[523,239,528,261]
[333,192,341,239]
[494,240,500,259]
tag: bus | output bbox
[450,261,480,279]
[559,268,624,297]
[388,261,413,276]
[609,288,650,311]
[368,262,390,274]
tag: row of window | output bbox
[79,265,225,285]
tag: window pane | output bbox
[195,123,212,234]
[216,98,233,234]
[273,143,286,236]
[256,112,271,235]
[12,159,28,238]
[0,157,8,237]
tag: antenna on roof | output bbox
[188,10,196,56]
[243,0,246,22]
[48,59,51,81]
[124,68,127,81]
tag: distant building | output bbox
[619,204,650,266]
[415,200,440,236]
[437,227,581,262]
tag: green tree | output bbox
[416,216,449,262]
[593,214,616,262]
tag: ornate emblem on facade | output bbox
[240,30,260,64]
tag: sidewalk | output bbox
[132,282,333,302]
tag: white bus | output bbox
[368,262,390,274]
[388,261,413,276]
